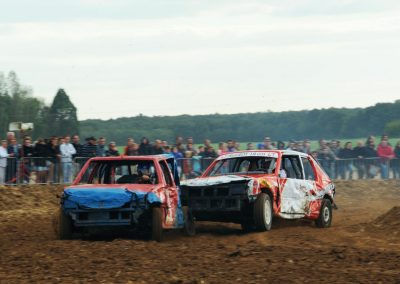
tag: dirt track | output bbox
[1,180,400,283]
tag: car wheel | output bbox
[315,199,333,228]
[253,193,273,231]
[152,207,164,242]
[182,206,196,237]
[57,208,73,240]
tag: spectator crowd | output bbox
[0,132,399,185]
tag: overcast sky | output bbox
[1,0,399,120]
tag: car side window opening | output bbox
[160,161,173,186]
[280,156,303,179]
[302,157,316,181]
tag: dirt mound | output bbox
[370,206,400,231]
[0,185,63,211]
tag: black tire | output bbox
[182,206,196,237]
[315,199,333,228]
[253,193,273,231]
[57,208,73,240]
[152,207,164,242]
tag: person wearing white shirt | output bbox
[0,140,10,184]
[60,136,76,184]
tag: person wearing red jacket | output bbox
[377,139,395,179]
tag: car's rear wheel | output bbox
[182,206,196,236]
[57,208,73,240]
[152,207,164,242]
[315,199,332,228]
[253,193,272,231]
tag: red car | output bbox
[56,155,195,241]
[181,150,336,231]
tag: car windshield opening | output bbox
[78,160,159,185]
[207,157,277,177]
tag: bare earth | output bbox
[0,180,400,283]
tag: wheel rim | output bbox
[323,206,330,223]
[264,199,272,225]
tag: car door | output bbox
[159,160,180,228]
[279,155,311,217]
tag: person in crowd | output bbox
[311,151,318,160]
[33,138,49,183]
[186,142,197,155]
[217,142,227,156]
[20,137,34,183]
[0,140,9,184]
[153,139,164,155]
[234,141,241,151]
[258,137,274,150]
[200,146,217,170]
[182,151,194,178]
[329,140,341,178]
[198,145,205,155]
[247,142,255,150]
[353,141,366,179]
[227,140,236,152]
[301,139,311,154]
[377,139,395,179]
[175,136,184,148]
[392,141,400,178]
[204,139,212,148]
[124,138,137,156]
[6,132,15,144]
[106,142,120,156]
[139,137,153,155]
[163,146,171,154]
[96,137,107,157]
[337,142,355,180]
[47,137,61,183]
[277,141,285,150]
[71,135,82,157]
[172,146,184,177]
[60,135,76,184]
[295,141,304,152]
[186,137,194,145]
[317,145,336,177]
[364,140,378,178]
[6,137,20,184]
[81,137,98,158]
[286,140,297,151]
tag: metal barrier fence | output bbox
[0,157,399,185]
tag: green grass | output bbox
[115,137,400,153]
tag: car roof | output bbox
[86,155,168,162]
[218,150,309,159]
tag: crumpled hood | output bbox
[181,175,252,187]
[62,187,160,209]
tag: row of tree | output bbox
[0,71,79,139]
[1,71,399,143]
[81,101,400,144]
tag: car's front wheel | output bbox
[315,199,333,228]
[152,207,164,242]
[57,208,73,240]
[253,193,273,231]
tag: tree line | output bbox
[0,71,79,139]
[81,101,400,144]
[1,71,399,143]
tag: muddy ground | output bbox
[0,180,400,283]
